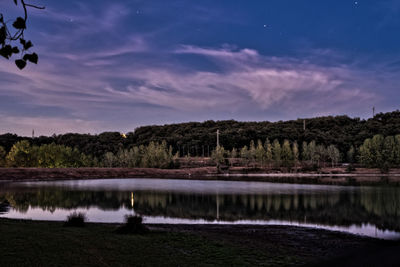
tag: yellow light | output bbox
[131,192,134,208]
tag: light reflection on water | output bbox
[1,178,400,240]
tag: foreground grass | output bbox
[2,219,399,267]
[0,219,297,267]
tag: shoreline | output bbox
[1,167,400,185]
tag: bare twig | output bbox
[24,3,45,10]
[11,1,46,41]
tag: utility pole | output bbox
[32,129,35,139]
[373,106,375,117]
[216,129,220,148]
[303,120,306,131]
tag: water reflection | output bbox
[0,179,400,239]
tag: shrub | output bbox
[0,200,10,213]
[380,162,390,174]
[115,215,149,234]
[64,212,86,227]
[346,164,356,173]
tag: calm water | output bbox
[1,178,400,240]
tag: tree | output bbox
[0,146,6,167]
[229,148,237,166]
[383,136,396,166]
[230,148,237,158]
[264,138,273,167]
[103,152,117,168]
[255,140,266,167]
[249,140,256,167]
[395,135,400,166]
[36,143,85,168]
[272,139,281,167]
[308,141,317,165]
[327,145,340,167]
[316,145,327,167]
[292,141,299,167]
[240,146,250,167]
[0,0,44,69]
[6,140,35,167]
[211,145,226,167]
[281,140,293,168]
[370,135,384,167]
[359,138,373,167]
[116,149,131,168]
[140,141,174,168]
[301,141,309,161]
[347,145,355,163]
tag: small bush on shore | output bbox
[64,212,86,227]
[346,164,356,173]
[115,215,148,234]
[0,200,10,213]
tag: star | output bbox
[354,1,358,5]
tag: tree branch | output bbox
[24,3,45,10]
[0,0,44,69]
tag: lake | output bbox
[1,178,400,239]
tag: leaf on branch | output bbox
[15,59,27,70]
[0,45,13,59]
[12,17,26,30]
[21,39,33,50]
[12,46,19,54]
[0,27,6,45]
[23,53,38,64]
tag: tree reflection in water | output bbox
[0,182,399,232]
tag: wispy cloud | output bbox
[123,45,377,113]
[0,0,398,135]
[0,43,385,135]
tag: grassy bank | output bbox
[0,219,296,266]
[0,219,399,266]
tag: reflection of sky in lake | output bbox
[1,178,400,240]
[16,178,361,194]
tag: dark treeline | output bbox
[0,111,399,168]
[129,110,400,157]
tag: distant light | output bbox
[121,133,127,138]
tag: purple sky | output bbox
[0,0,399,136]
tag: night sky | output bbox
[0,0,399,136]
